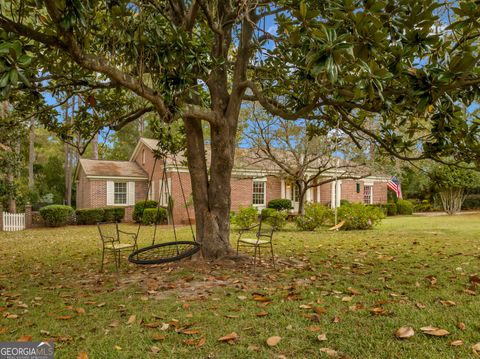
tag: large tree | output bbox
[0,0,479,258]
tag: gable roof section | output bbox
[79,159,148,179]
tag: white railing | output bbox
[3,212,26,231]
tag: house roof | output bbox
[79,159,148,179]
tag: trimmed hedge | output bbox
[133,200,158,222]
[103,207,125,222]
[40,205,74,227]
[337,203,384,230]
[413,200,433,212]
[261,208,287,230]
[267,199,293,211]
[231,206,258,229]
[142,208,168,225]
[76,208,104,225]
[462,197,480,210]
[295,203,332,231]
[396,199,413,215]
[386,202,397,216]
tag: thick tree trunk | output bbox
[297,182,307,215]
[440,188,465,215]
[28,117,35,189]
[184,118,236,259]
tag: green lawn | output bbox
[1,214,479,358]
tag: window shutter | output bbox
[106,181,114,206]
[128,182,135,205]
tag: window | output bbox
[292,184,300,202]
[114,182,127,205]
[252,180,266,206]
[364,185,373,204]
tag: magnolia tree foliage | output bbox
[430,164,480,214]
[0,0,479,258]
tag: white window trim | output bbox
[106,181,136,207]
[114,182,128,206]
[252,178,267,208]
[364,184,374,205]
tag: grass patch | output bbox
[0,215,479,358]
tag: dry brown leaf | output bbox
[150,346,161,353]
[332,316,341,323]
[457,322,466,330]
[127,315,136,325]
[75,308,86,315]
[97,302,106,308]
[347,287,360,295]
[76,352,89,359]
[218,332,238,342]
[307,325,322,332]
[144,322,161,329]
[416,302,426,309]
[17,335,32,342]
[252,293,271,302]
[341,296,353,302]
[256,311,268,317]
[420,326,449,336]
[5,314,18,319]
[181,329,200,335]
[152,334,166,341]
[224,314,239,319]
[472,343,480,356]
[313,307,327,315]
[196,337,206,348]
[317,333,327,341]
[266,336,281,347]
[450,340,464,346]
[320,347,339,357]
[425,275,437,286]
[395,326,415,339]
[464,289,476,296]
[299,304,312,309]
[57,315,73,320]
[370,307,387,316]
[469,275,480,285]
[0,327,8,334]
[109,320,120,328]
[440,300,456,307]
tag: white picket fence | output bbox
[2,212,26,231]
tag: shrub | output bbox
[386,202,397,216]
[413,200,433,212]
[142,208,168,225]
[231,206,258,229]
[396,199,414,215]
[267,199,293,211]
[103,207,125,222]
[75,208,105,225]
[133,200,158,222]
[40,205,74,227]
[340,199,351,206]
[368,204,388,216]
[462,196,480,210]
[337,203,384,230]
[261,208,287,230]
[295,203,332,231]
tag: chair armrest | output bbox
[118,230,138,245]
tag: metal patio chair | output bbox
[236,215,276,270]
[97,222,138,271]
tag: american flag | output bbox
[387,176,402,198]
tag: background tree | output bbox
[429,164,479,215]
[243,107,376,213]
[1,1,479,259]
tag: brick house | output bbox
[76,137,389,222]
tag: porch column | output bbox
[281,179,285,199]
[331,182,336,208]
[316,182,321,203]
[336,181,342,207]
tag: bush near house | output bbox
[142,208,168,225]
[267,199,293,211]
[337,203,385,230]
[295,203,332,231]
[39,205,74,227]
[231,206,258,229]
[412,199,433,212]
[75,208,105,225]
[462,196,480,210]
[368,204,388,216]
[386,202,398,216]
[103,207,125,222]
[133,200,159,222]
[396,199,414,215]
[261,208,287,230]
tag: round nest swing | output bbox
[128,151,200,265]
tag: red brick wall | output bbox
[231,177,253,211]
[319,183,332,206]
[373,181,387,204]
[266,176,281,204]
[76,167,91,208]
[341,180,364,203]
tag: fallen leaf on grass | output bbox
[420,326,449,336]
[114,345,122,351]
[152,334,166,341]
[320,347,339,357]
[150,346,161,353]
[463,289,476,296]
[450,340,464,346]
[183,339,196,346]
[469,275,480,285]
[313,307,327,315]
[425,275,437,286]
[196,337,206,348]
[256,311,268,317]
[127,315,136,325]
[347,287,360,295]
[472,343,480,356]
[415,302,426,309]
[266,336,281,347]
[440,300,456,307]
[252,293,271,302]
[457,322,466,330]
[17,335,32,342]
[395,327,414,339]
[218,332,238,343]
[332,316,341,323]
[181,329,201,335]
[97,302,106,308]
[57,315,73,320]
[75,308,86,315]
[0,327,8,334]
[109,320,120,328]
[76,352,89,359]
[299,304,312,309]
[317,333,327,341]
[5,314,18,319]
[307,325,321,332]
[341,296,352,302]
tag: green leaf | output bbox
[299,2,307,19]
[8,69,18,85]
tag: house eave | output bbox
[86,175,148,181]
